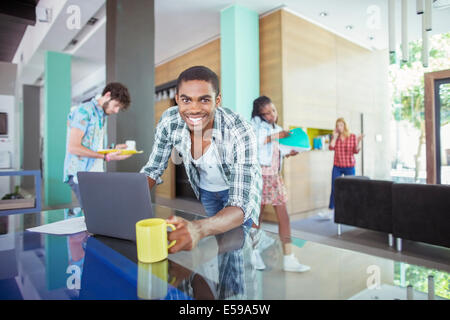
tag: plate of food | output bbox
[98,149,143,155]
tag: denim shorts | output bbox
[199,188,253,228]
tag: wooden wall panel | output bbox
[260,10,284,126]
[282,10,338,130]
[284,151,334,213]
[273,10,389,215]
[155,39,221,86]
[259,11,283,222]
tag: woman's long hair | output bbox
[336,117,350,138]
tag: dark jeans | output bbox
[67,176,83,208]
[199,188,253,228]
[329,166,355,209]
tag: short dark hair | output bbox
[176,66,220,97]
[102,82,131,110]
[252,95,272,119]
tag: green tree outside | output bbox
[394,262,450,299]
[389,32,450,181]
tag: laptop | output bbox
[77,172,154,241]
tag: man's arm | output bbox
[140,108,176,188]
[68,128,104,159]
[166,207,243,253]
[147,177,156,190]
[68,127,131,161]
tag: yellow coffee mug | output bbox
[136,218,176,263]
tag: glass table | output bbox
[0,205,448,300]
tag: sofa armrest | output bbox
[392,183,450,248]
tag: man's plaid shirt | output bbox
[141,106,262,225]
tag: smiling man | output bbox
[141,66,262,253]
[63,82,133,207]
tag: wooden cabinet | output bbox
[261,150,334,222]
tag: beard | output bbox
[102,99,112,115]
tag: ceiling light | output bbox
[424,0,433,31]
[319,11,328,17]
[417,0,424,14]
[388,0,396,53]
[87,17,98,25]
[402,0,409,62]
[368,35,375,41]
[345,25,354,30]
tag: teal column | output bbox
[220,4,260,120]
[44,51,72,206]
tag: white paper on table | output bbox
[26,216,87,235]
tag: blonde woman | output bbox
[318,118,364,219]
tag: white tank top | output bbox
[191,141,229,192]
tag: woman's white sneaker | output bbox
[283,254,311,272]
[318,209,334,220]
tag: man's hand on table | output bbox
[166,216,202,253]
[165,206,244,253]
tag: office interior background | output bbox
[0,0,449,300]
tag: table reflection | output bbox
[52,222,260,300]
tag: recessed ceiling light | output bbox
[87,17,98,25]
[345,25,354,30]
[319,11,328,17]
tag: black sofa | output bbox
[334,176,450,251]
[392,183,450,250]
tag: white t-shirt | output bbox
[191,141,229,192]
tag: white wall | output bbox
[0,95,16,197]
[0,62,18,197]
[71,65,105,105]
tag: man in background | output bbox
[63,82,134,206]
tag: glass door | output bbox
[435,79,450,184]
